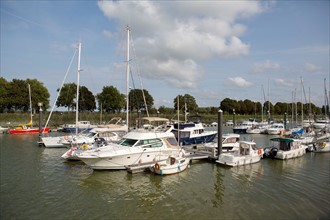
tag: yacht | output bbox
[216,141,263,166]
[263,137,307,160]
[232,119,258,134]
[77,128,184,170]
[170,121,217,146]
[266,123,285,135]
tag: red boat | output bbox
[8,120,50,134]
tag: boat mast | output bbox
[301,76,303,126]
[126,26,130,130]
[28,83,32,124]
[75,42,82,136]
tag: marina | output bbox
[1,126,329,219]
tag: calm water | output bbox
[1,129,329,220]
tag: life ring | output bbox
[155,163,160,170]
[258,149,262,155]
[81,144,89,150]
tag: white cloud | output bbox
[98,1,266,88]
[253,60,280,73]
[274,78,294,87]
[304,63,322,73]
[228,77,253,87]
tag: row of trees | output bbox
[0,77,325,116]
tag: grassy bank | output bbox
[0,112,285,129]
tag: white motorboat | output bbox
[200,133,240,157]
[266,123,285,135]
[313,119,329,129]
[150,156,190,175]
[62,121,97,133]
[232,119,258,134]
[263,137,307,160]
[61,127,125,148]
[216,141,264,166]
[77,128,184,170]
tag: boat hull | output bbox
[79,149,182,170]
[8,127,50,134]
[151,158,190,175]
[179,133,217,146]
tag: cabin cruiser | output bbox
[216,141,264,166]
[77,127,184,170]
[263,137,307,160]
[266,123,285,135]
[170,121,217,146]
[313,119,329,129]
[62,121,97,133]
[232,119,258,134]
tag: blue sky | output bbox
[1,0,329,110]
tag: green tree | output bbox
[96,86,125,113]
[26,78,50,112]
[56,83,77,111]
[173,94,198,113]
[0,77,10,112]
[129,89,154,112]
[79,86,96,112]
[220,98,238,114]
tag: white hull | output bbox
[275,146,307,159]
[216,141,263,167]
[216,154,262,166]
[151,157,190,175]
[41,136,66,148]
[79,148,182,170]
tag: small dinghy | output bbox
[216,141,263,167]
[150,156,190,175]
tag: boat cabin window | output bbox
[118,138,138,147]
[136,138,163,148]
[240,143,250,155]
[86,132,97,138]
[223,137,239,144]
[279,142,290,151]
[193,129,204,134]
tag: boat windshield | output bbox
[117,138,138,147]
[85,132,96,138]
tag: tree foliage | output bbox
[96,86,125,113]
[173,94,198,113]
[0,78,50,112]
[56,83,96,112]
[129,89,154,112]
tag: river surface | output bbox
[1,128,329,219]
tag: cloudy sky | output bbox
[1,0,329,110]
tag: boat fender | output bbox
[258,149,262,155]
[155,163,160,170]
[321,142,326,148]
[64,135,68,140]
[81,144,89,150]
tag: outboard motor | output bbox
[269,147,278,158]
